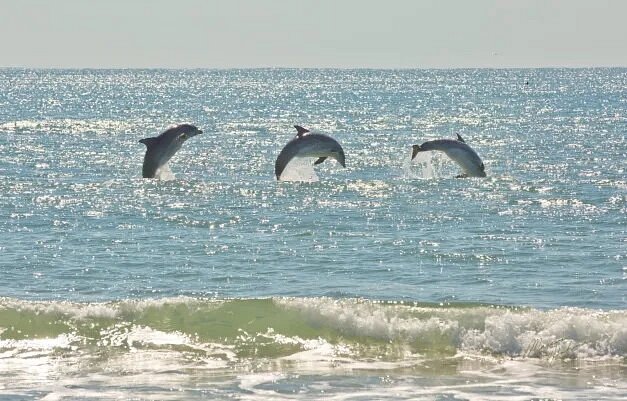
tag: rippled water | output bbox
[0,68,625,400]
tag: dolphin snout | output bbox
[336,151,346,168]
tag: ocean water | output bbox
[0,68,625,400]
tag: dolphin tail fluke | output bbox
[411,144,424,160]
[313,157,327,165]
[456,134,466,143]
[294,125,310,137]
[139,137,159,148]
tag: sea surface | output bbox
[0,68,625,400]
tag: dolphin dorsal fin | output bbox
[139,137,159,148]
[456,134,466,143]
[294,125,310,138]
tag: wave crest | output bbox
[1,296,625,362]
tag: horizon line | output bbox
[1,64,626,71]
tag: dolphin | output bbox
[139,124,203,178]
[412,134,486,177]
[275,125,346,180]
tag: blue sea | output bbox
[0,68,625,400]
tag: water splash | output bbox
[154,164,175,181]
[403,150,436,179]
[278,157,319,182]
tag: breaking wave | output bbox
[1,296,625,363]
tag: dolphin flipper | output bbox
[314,157,327,165]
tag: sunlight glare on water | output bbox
[0,68,625,400]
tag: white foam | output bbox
[461,308,627,359]
[238,373,288,397]
[0,296,223,329]
[0,297,119,320]
[274,298,627,360]
[0,333,77,351]
[98,324,191,348]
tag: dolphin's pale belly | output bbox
[144,144,183,177]
[156,143,184,167]
[296,143,336,158]
[443,148,484,177]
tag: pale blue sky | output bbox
[2,0,626,68]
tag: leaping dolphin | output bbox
[275,125,346,180]
[412,134,486,177]
[139,124,203,178]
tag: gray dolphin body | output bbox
[412,134,486,177]
[139,124,203,178]
[275,125,346,180]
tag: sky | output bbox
[1,0,626,68]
